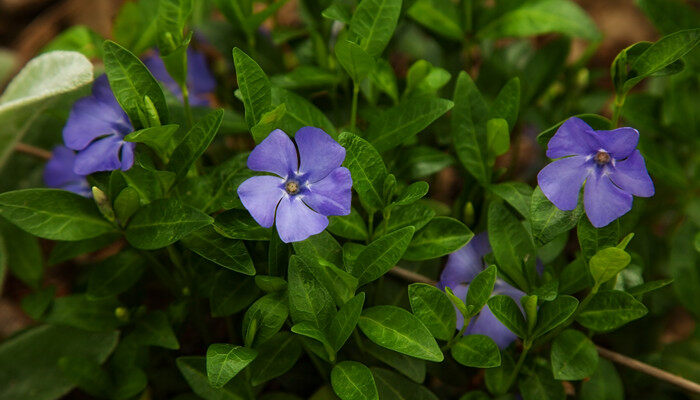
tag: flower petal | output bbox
[142,52,181,96]
[546,117,600,158]
[537,155,590,211]
[187,48,216,95]
[439,232,490,289]
[591,127,639,159]
[120,142,135,171]
[584,171,633,228]
[302,167,352,216]
[609,150,654,197]
[466,304,518,349]
[275,195,329,243]
[44,146,81,188]
[73,135,124,175]
[63,76,132,151]
[247,129,298,178]
[295,127,345,182]
[237,175,286,228]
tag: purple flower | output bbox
[237,127,352,243]
[63,75,135,175]
[538,117,654,228]
[43,146,91,197]
[142,48,216,107]
[438,232,526,349]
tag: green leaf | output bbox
[255,275,288,293]
[530,187,582,245]
[364,341,426,383]
[335,39,376,82]
[577,217,619,264]
[407,0,462,40]
[103,40,169,127]
[271,87,336,137]
[125,198,213,249]
[487,202,533,291]
[249,332,302,385]
[339,132,388,212]
[670,221,700,318]
[125,124,180,162]
[408,283,456,341]
[331,361,379,400]
[626,278,673,297]
[486,118,510,161]
[372,368,439,400]
[489,182,532,219]
[518,364,565,400]
[181,226,255,275]
[579,359,624,400]
[532,295,578,338]
[41,25,104,58]
[287,256,335,329]
[451,335,501,368]
[130,310,180,349]
[0,51,92,169]
[48,234,120,266]
[87,251,146,298]
[551,329,598,380]
[559,257,593,295]
[378,201,436,234]
[576,290,648,332]
[328,293,366,351]
[404,217,473,261]
[589,247,631,287]
[242,292,289,347]
[177,356,250,400]
[365,96,453,152]
[233,47,271,128]
[57,356,112,398]
[45,294,122,331]
[465,265,497,316]
[0,189,115,241]
[349,0,402,56]
[210,271,259,317]
[291,321,336,362]
[371,58,399,104]
[637,0,700,35]
[393,182,429,206]
[293,230,344,268]
[156,0,192,55]
[350,226,415,286]
[0,325,118,400]
[272,65,342,89]
[485,351,515,395]
[478,0,600,40]
[214,209,271,241]
[490,77,520,129]
[206,344,257,388]
[112,0,160,56]
[0,219,42,288]
[623,29,700,92]
[167,109,224,181]
[328,208,368,241]
[452,71,490,184]
[359,305,444,362]
[486,295,527,338]
[444,287,470,319]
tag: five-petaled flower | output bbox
[63,75,135,175]
[143,48,217,107]
[438,232,525,349]
[43,146,91,197]
[237,127,352,243]
[538,117,654,228]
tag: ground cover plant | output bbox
[0,0,698,399]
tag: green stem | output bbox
[611,92,627,128]
[182,84,193,129]
[350,82,359,132]
[441,319,470,351]
[505,340,531,391]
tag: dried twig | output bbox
[388,266,700,395]
[14,142,51,160]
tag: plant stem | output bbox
[350,82,359,132]
[182,83,193,129]
[505,340,531,391]
[441,319,470,351]
[14,143,52,160]
[611,92,627,128]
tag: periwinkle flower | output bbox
[142,48,216,107]
[63,75,135,175]
[237,127,352,243]
[438,232,525,349]
[538,117,654,228]
[43,146,91,197]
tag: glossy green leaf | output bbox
[364,341,426,383]
[287,256,335,329]
[490,77,520,129]
[45,295,122,331]
[181,226,255,275]
[532,295,578,337]
[407,0,462,40]
[167,109,224,181]
[242,292,289,347]
[87,251,146,298]
[331,361,379,400]
[233,47,271,128]
[350,226,414,286]
[0,189,115,241]
[393,182,429,206]
[214,209,271,241]
[518,364,565,400]
[0,219,42,288]
[293,230,344,268]
[271,87,336,137]
[576,290,648,332]
[206,344,257,388]
[372,368,439,400]
[349,0,402,56]
[249,332,302,385]
[489,182,532,219]
[335,40,375,82]
[577,217,619,264]
[125,198,213,249]
[405,217,473,261]
[210,271,259,317]
[408,283,455,341]
[359,305,444,362]
[328,208,368,241]
[486,295,527,338]
[551,329,598,380]
[328,293,365,351]
[451,335,501,368]
[103,40,168,127]
[487,202,533,291]
[579,359,624,400]
[589,247,631,287]
[452,71,490,184]
[177,356,250,399]
[130,310,180,349]
[465,265,497,316]
[339,132,387,212]
[530,187,582,244]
